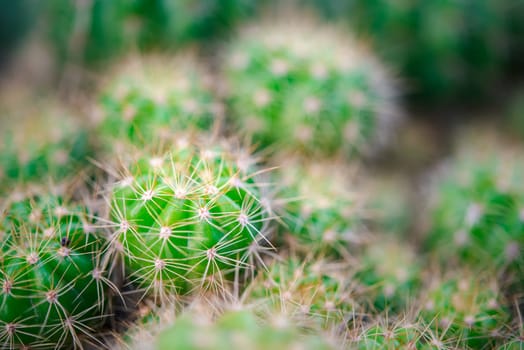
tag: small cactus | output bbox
[0,188,111,349]
[352,323,442,350]
[97,54,222,148]
[107,137,275,301]
[354,238,420,313]
[223,13,399,156]
[420,271,509,349]
[424,130,524,283]
[244,255,359,330]
[278,158,365,258]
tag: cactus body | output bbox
[108,139,273,299]
[223,15,398,156]
[0,191,109,349]
[98,54,220,147]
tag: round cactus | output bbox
[354,238,420,313]
[420,272,509,349]
[424,130,524,283]
[223,13,399,157]
[97,54,222,148]
[107,137,274,301]
[352,323,443,350]
[0,188,111,349]
[124,308,335,350]
[278,158,365,258]
[0,104,93,193]
[244,255,360,330]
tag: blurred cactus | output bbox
[124,308,335,350]
[223,13,399,156]
[244,256,359,330]
[420,272,509,349]
[107,137,275,301]
[97,54,221,148]
[0,104,94,192]
[0,188,111,349]
[355,238,420,313]
[278,158,364,257]
[424,130,524,283]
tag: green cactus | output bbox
[352,324,443,350]
[0,188,111,349]
[97,54,221,148]
[278,158,365,258]
[223,14,398,156]
[354,238,420,313]
[420,272,509,349]
[124,308,335,350]
[0,105,94,193]
[424,131,524,283]
[107,138,274,301]
[244,255,359,330]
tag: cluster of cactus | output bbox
[223,14,398,156]
[1,3,524,350]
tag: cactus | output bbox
[354,238,420,313]
[123,307,335,350]
[424,130,524,284]
[0,104,94,193]
[0,187,111,349]
[223,13,399,156]
[107,137,274,301]
[97,54,221,148]
[278,158,365,258]
[244,255,359,330]
[420,272,509,349]
[352,323,444,350]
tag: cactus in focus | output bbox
[107,137,274,301]
[352,323,443,350]
[97,54,221,148]
[0,188,111,349]
[223,13,399,156]
[420,272,509,349]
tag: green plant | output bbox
[97,54,221,148]
[352,323,442,350]
[107,137,275,301]
[278,158,365,258]
[0,188,111,349]
[223,13,398,156]
[424,132,524,283]
[420,272,509,349]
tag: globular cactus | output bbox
[97,54,221,148]
[420,271,509,349]
[244,255,360,330]
[346,0,511,102]
[351,323,443,350]
[278,158,365,258]
[0,104,93,193]
[354,238,420,313]
[0,187,111,349]
[107,137,275,301]
[222,13,399,157]
[423,129,523,284]
[123,307,335,350]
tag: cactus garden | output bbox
[0,1,523,349]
